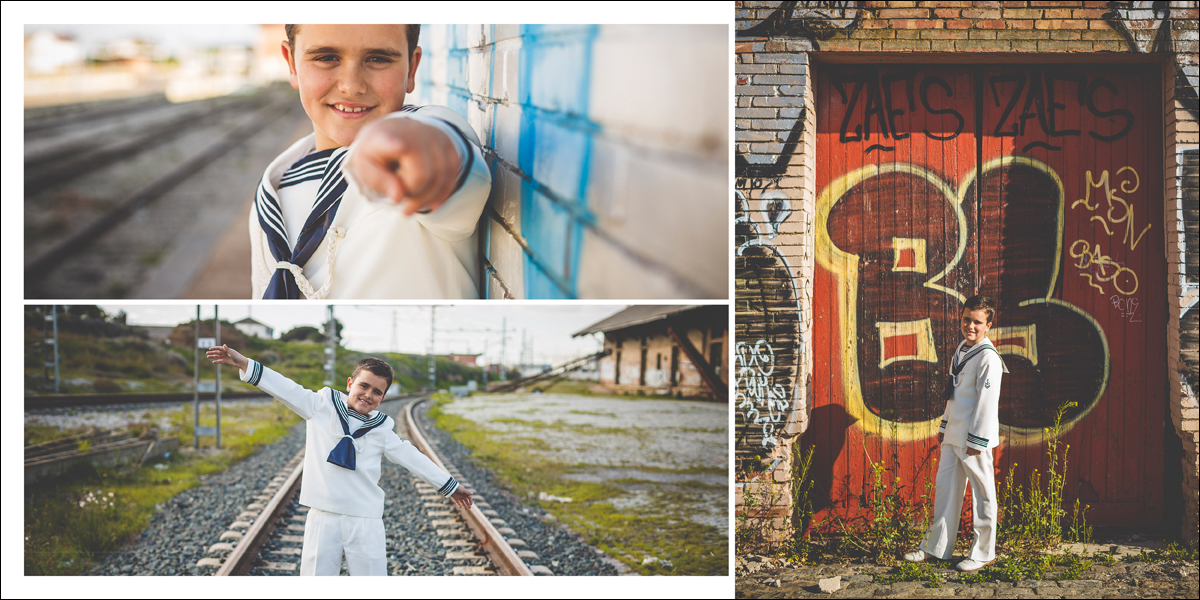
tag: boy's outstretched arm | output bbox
[382,432,472,509]
[343,108,490,241]
[451,486,473,510]
[207,345,321,420]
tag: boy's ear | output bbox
[346,376,353,390]
[406,46,422,94]
[282,41,300,91]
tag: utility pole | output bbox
[428,306,437,390]
[42,306,60,393]
[194,306,200,449]
[391,309,398,353]
[215,306,222,450]
[324,305,337,387]
[500,317,507,381]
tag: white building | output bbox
[233,317,273,339]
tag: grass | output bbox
[428,396,726,576]
[24,401,301,576]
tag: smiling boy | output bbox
[904,295,1008,572]
[207,344,472,576]
[251,24,490,299]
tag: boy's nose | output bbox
[337,63,368,96]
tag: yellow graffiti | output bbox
[1069,239,1139,295]
[1072,166,1152,251]
[875,318,938,368]
[816,157,1105,446]
[990,324,1038,367]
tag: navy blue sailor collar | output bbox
[326,389,389,471]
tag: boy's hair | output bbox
[285,24,421,58]
[963,295,996,324]
[350,357,394,390]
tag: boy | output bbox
[251,24,491,299]
[207,344,473,576]
[904,295,1008,572]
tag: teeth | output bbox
[334,104,368,113]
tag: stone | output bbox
[819,575,842,593]
[530,565,554,576]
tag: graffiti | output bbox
[827,68,1136,154]
[1104,1,1200,119]
[737,108,807,180]
[736,1,861,49]
[735,340,789,448]
[816,157,1110,445]
[1073,167,1152,251]
[1070,239,1140,296]
[1110,295,1143,323]
[1180,147,1200,395]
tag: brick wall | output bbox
[409,25,727,299]
[736,0,1198,548]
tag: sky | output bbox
[100,303,623,367]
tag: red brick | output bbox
[1035,19,1088,29]
[921,1,970,6]
[876,8,931,19]
[884,1,919,6]
[977,20,1007,29]
[860,19,892,29]
[1029,1,1078,6]
[956,39,1012,51]
[735,42,756,53]
[1073,8,1106,18]
[1050,30,1082,40]
[973,1,1002,7]
[946,19,973,29]
[921,29,970,39]
[934,8,962,18]
[1177,9,1200,19]
[857,40,883,51]
[737,76,750,85]
[1038,39,1090,51]
[855,29,898,39]
[962,8,1002,18]
[881,39,932,51]
[1043,8,1072,18]
[1089,19,1112,29]
[1003,8,1043,18]
[1007,20,1036,28]
[1001,1,1026,7]
[894,19,943,29]
[863,1,891,7]
[995,29,1046,39]
[821,40,861,51]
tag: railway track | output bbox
[198,396,546,576]
[23,83,310,299]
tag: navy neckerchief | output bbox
[944,340,1006,400]
[326,390,389,471]
[256,147,349,299]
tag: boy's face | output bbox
[345,370,388,415]
[283,25,421,151]
[960,307,992,347]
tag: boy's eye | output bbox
[367,55,394,63]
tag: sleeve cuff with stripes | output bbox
[437,476,460,497]
[938,419,947,432]
[966,432,989,450]
[240,358,264,386]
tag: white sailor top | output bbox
[938,337,1006,451]
[239,358,458,519]
[250,105,491,299]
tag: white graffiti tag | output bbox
[735,340,789,448]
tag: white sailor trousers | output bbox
[920,444,997,562]
[300,507,388,576]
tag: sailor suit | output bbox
[239,358,458,576]
[250,105,491,299]
[921,337,1006,563]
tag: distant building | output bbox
[24,30,85,74]
[233,317,273,339]
[574,305,727,401]
[442,354,480,367]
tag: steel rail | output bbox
[214,457,304,576]
[402,397,534,576]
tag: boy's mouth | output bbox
[329,103,375,118]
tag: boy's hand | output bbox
[450,486,473,510]
[938,432,944,444]
[346,117,462,216]
[206,345,249,373]
[967,448,981,456]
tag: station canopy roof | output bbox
[573,305,701,337]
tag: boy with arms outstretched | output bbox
[252,24,491,299]
[905,295,1008,572]
[208,344,472,576]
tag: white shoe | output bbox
[902,550,929,562]
[956,558,994,572]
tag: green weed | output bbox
[885,560,942,586]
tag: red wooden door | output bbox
[813,65,1164,527]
